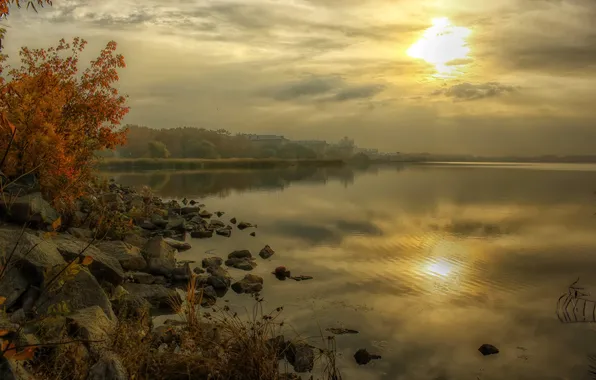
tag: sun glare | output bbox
[407,17,472,78]
[426,259,453,277]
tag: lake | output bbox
[103,163,596,380]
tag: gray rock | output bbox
[478,344,499,356]
[129,272,156,285]
[208,220,225,229]
[166,216,186,232]
[237,221,254,230]
[215,228,231,237]
[230,217,237,224]
[180,206,200,215]
[0,266,29,309]
[142,237,176,277]
[353,348,382,365]
[163,238,191,252]
[138,220,158,230]
[0,192,60,228]
[0,356,34,380]
[0,228,66,286]
[66,305,115,355]
[150,214,168,229]
[95,241,147,272]
[198,209,212,218]
[123,233,148,249]
[54,235,125,286]
[225,257,257,271]
[111,294,152,331]
[122,283,181,311]
[35,266,116,320]
[100,193,122,204]
[171,262,191,283]
[192,267,205,274]
[231,274,263,294]
[286,342,314,373]
[206,267,231,290]
[259,245,275,259]
[202,257,223,269]
[228,250,252,259]
[190,230,213,239]
[68,227,94,240]
[87,351,128,380]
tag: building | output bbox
[241,134,287,145]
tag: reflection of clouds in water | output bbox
[115,165,596,379]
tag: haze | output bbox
[4,0,596,156]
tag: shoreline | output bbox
[97,158,346,171]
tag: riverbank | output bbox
[97,158,345,171]
[0,176,353,379]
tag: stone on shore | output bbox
[202,257,223,269]
[66,305,115,355]
[95,241,147,272]
[122,283,181,311]
[190,230,213,239]
[163,238,191,252]
[142,237,177,277]
[237,221,254,230]
[285,342,314,373]
[231,274,263,294]
[215,228,231,237]
[206,266,232,290]
[259,245,275,259]
[0,192,60,228]
[87,351,128,380]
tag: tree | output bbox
[0,37,129,212]
[148,141,170,158]
[0,1,53,49]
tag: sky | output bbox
[2,0,596,155]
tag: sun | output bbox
[407,17,472,78]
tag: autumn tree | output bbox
[148,141,170,158]
[0,37,129,212]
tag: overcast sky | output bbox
[3,0,596,155]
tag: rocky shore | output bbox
[0,176,329,380]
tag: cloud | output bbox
[261,75,385,103]
[432,82,517,101]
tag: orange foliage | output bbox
[0,1,52,18]
[0,38,129,211]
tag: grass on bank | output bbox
[96,158,345,171]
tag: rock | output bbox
[291,275,313,281]
[0,192,60,228]
[326,328,359,335]
[208,220,225,229]
[100,193,122,204]
[0,266,29,310]
[171,262,191,283]
[266,335,288,360]
[189,200,197,205]
[142,237,176,277]
[95,241,147,272]
[0,356,34,380]
[231,274,263,294]
[279,374,301,380]
[0,228,66,286]
[163,238,191,252]
[215,228,231,237]
[87,351,128,380]
[228,250,252,259]
[250,232,256,237]
[111,294,152,333]
[478,344,499,356]
[150,214,168,229]
[54,235,125,286]
[68,227,93,240]
[122,283,181,311]
[35,267,116,321]
[237,221,254,230]
[206,267,232,290]
[112,285,128,300]
[230,217,237,224]
[129,272,157,285]
[190,230,213,239]
[180,206,200,215]
[198,209,212,218]
[123,233,148,249]
[166,216,185,232]
[259,245,275,259]
[353,348,382,365]
[66,305,115,355]
[192,267,205,274]
[273,266,291,280]
[138,220,158,230]
[286,342,314,373]
[202,257,223,268]
[225,257,257,271]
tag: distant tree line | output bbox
[107,125,356,160]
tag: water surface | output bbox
[105,163,596,380]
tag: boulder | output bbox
[478,344,499,356]
[237,222,254,230]
[225,257,256,271]
[123,233,148,249]
[180,206,200,215]
[128,272,157,285]
[67,227,94,240]
[208,220,225,229]
[286,342,314,373]
[87,351,128,380]
[273,266,291,280]
[190,230,213,239]
[2,173,40,196]
[259,245,275,259]
[230,217,237,224]
[35,266,116,321]
[171,262,191,283]
[0,192,60,228]
[215,228,231,237]
[95,241,147,272]
[150,214,168,229]
[198,209,212,218]
[202,257,223,269]
[66,305,115,355]
[266,335,288,360]
[228,250,252,259]
[138,220,158,231]
[142,237,176,277]
[111,294,152,333]
[0,228,66,287]
[163,238,191,252]
[122,283,181,311]
[206,267,232,290]
[54,235,125,286]
[353,348,382,365]
[231,274,263,294]
[0,264,29,310]
[166,216,186,232]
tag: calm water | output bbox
[105,163,596,380]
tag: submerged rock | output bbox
[230,217,237,224]
[202,257,223,269]
[206,267,232,290]
[190,230,213,239]
[163,238,191,252]
[286,342,314,373]
[215,228,231,237]
[354,348,381,365]
[237,221,254,230]
[225,257,256,271]
[478,344,499,356]
[231,274,263,294]
[273,266,291,280]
